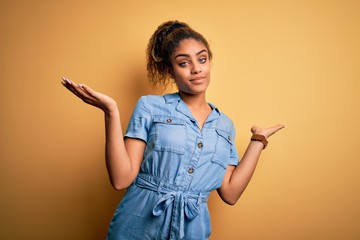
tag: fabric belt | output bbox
[135,175,210,239]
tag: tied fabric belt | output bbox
[135,175,210,239]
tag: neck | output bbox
[178,91,207,108]
[178,91,212,130]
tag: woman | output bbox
[62,20,284,240]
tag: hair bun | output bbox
[165,21,187,36]
[153,21,187,62]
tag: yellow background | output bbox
[1,1,359,239]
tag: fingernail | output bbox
[62,77,72,84]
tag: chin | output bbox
[184,88,208,96]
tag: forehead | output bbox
[172,38,207,56]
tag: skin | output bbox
[62,38,284,205]
[170,39,212,129]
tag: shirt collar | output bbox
[163,92,221,116]
[163,92,181,104]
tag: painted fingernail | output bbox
[63,77,72,84]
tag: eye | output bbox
[199,57,207,63]
[179,61,189,67]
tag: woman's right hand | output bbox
[61,77,117,114]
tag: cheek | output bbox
[204,62,211,72]
[173,68,188,80]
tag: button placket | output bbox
[180,136,204,190]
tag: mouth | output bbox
[190,76,205,82]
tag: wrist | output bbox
[250,134,268,149]
[103,101,118,116]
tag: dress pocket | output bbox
[153,116,187,155]
[211,129,233,169]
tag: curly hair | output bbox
[146,20,213,88]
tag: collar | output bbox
[163,92,181,104]
[163,92,221,116]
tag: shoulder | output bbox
[138,93,179,106]
[135,93,178,115]
[209,102,234,125]
[137,94,167,106]
[218,110,233,124]
[213,107,236,134]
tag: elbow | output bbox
[223,198,239,206]
[112,184,126,191]
[219,193,240,206]
[111,180,131,191]
[109,172,136,191]
[218,188,242,205]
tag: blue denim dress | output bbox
[106,93,239,240]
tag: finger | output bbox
[251,124,285,138]
[266,124,285,138]
[61,77,76,90]
[75,84,101,104]
[61,77,77,90]
[251,125,260,134]
[62,76,72,84]
[62,80,79,96]
[62,78,95,102]
[64,82,83,97]
[78,83,96,97]
[76,86,97,103]
[270,124,285,132]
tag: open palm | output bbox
[61,77,117,114]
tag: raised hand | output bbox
[251,124,285,139]
[61,77,117,114]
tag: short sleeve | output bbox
[124,96,152,143]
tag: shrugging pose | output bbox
[62,20,284,240]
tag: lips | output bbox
[190,76,205,82]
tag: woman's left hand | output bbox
[251,124,285,139]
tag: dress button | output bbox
[188,167,194,174]
[166,119,172,123]
[197,142,203,148]
[228,136,231,141]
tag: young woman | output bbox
[62,20,284,240]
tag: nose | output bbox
[191,62,202,74]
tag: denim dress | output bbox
[106,93,239,240]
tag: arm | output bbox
[217,124,284,205]
[61,77,145,190]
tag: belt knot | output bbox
[135,175,209,239]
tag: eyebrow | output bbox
[174,49,207,59]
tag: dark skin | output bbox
[62,38,284,204]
